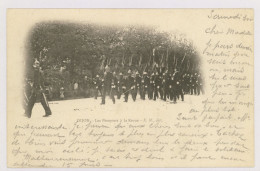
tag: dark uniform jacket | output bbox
[142,75,150,88]
[117,76,123,90]
[122,76,131,90]
[154,75,162,89]
[162,74,170,89]
[93,77,101,89]
[111,76,117,90]
[33,69,45,91]
[149,75,155,89]
[104,72,113,90]
[135,75,142,88]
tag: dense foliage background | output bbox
[25,22,201,99]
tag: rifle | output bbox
[121,87,134,95]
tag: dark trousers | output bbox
[94,88,99,99]
[134,87,139,99]
[101,88,106,104]
[26,92,51,118]
[148,87,154,100]
[177,88,184,101]
[141,87,148,100]
[169,89,177,102]
[131,89,137,101]
[169,89,174,101]
[124,88,136,102]
[162,87,168,101]
[124,91,129,102]
[173,89,177,102]
[111,89,116,103]
[190,86,197,95]
[101,88,115,104]
[153,87,159,100]
[184,85,190,94]
[117,88,122,99]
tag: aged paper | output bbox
[7,9,254,167]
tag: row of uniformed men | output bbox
[91,70,204,104]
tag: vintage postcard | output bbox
[7,9,254,168]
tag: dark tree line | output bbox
[26,22,201,86]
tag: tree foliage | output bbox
[27,22,201,85]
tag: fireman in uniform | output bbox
[162,72,170,101]
[168,73,176,102]
[148,73,155,100]
[141,72,149,100]
[101,66,114,105]
[25,59,52,118]
[130,71,137,102]
[117,72,123,99]
[183,73,190,94]
[190,73,197,95]
[93,74,101,99]
[194,72,199,95]
[83,75,90,97]
[110,72,117,104]
[135,71,142,99]
[123,70,132,102]
[174,70,184,102]
[153,72,161,101]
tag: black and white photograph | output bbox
[23,20,204,118]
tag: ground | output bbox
[24,94,205,120]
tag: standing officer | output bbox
[110,72,117,104]
[148,72,155,100]
[135,71,142,99]
[153,72,161,101]
[183,73,189,94]
[194,72,199,95]
[117,72,123,99]
[141,71,149,100]
[122,73,127,102]
[100,76,105,98]
[190,73,197,95]
[162,72,169,101]
[25,60,52,118]
[123,70,132,102]
[186,73,191,94]
[130,71,137,102]
[159,72,164,100]
[93,74,101,99]
[101,66,113,105]
[168,72,176,103]
[174,70,184,102]
[83,75,90,97]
